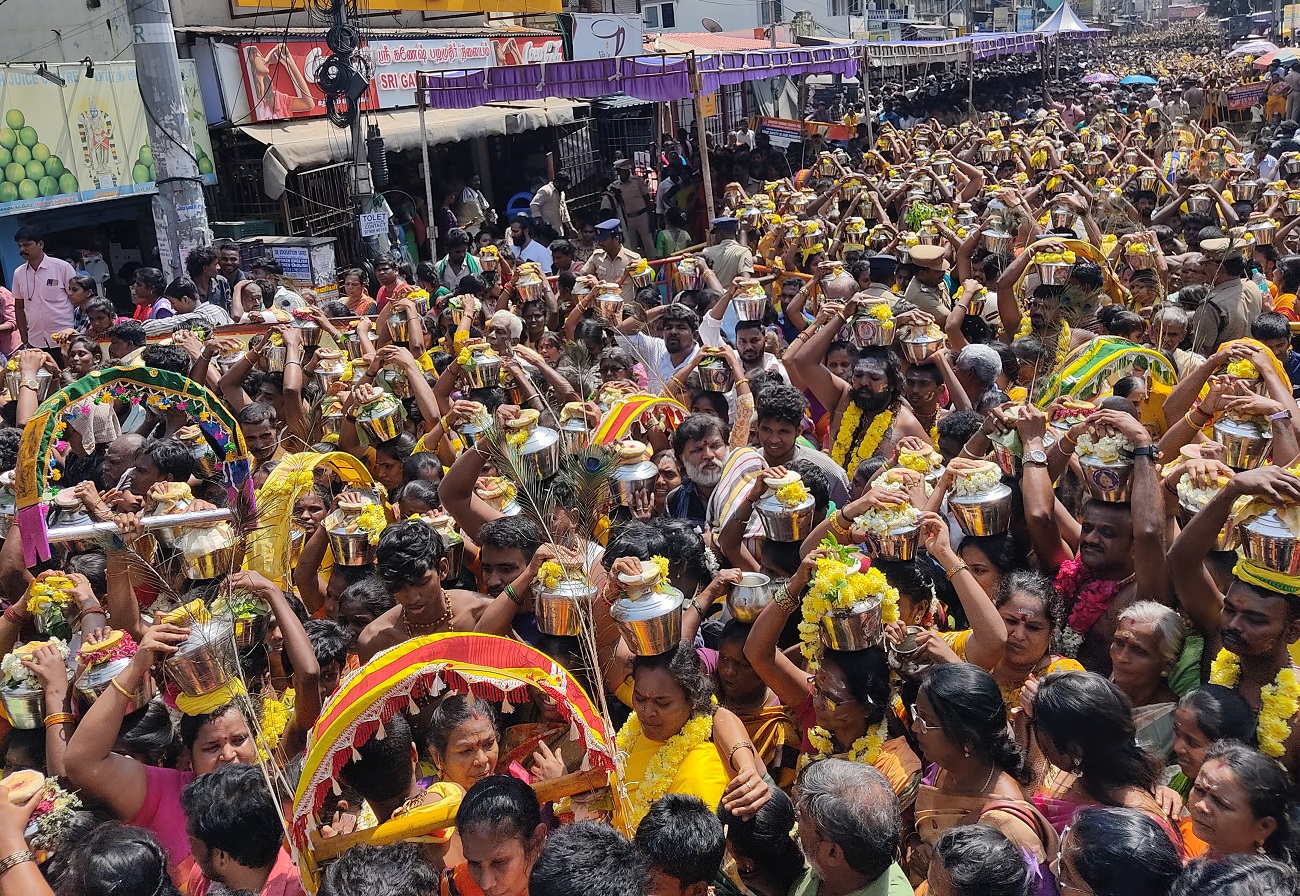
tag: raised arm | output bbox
[744,549,822,709]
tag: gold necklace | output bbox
[402,598,452,639]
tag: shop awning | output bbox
[238,99,583,198]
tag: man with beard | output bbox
[1018,407,1166,674]
[666,414,730,527]
[1169,465,1300,784]
[582,220,645,303]
[791,760,911,896]
[788,309,929,477]
[995,245,1095,364]
[509,214,553,271]
[616,302,703,393]
[731,319,788,384]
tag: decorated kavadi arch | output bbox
[290,633,617,887]
[14,366,253,565]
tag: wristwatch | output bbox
[19,379,39,392]
[1023,448,1048,466]
[1130,445,1159,461]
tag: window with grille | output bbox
[828,0,862,15]
[644,2,675,27]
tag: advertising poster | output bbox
[491,36,565,65]
[368,38,495,109]
[570,13,644,60]
[0,67,79,210]
[0,61,217,217]
[240,41,377,123]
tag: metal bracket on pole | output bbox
[417,80,438,261]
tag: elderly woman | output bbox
[1109,601,1186,760]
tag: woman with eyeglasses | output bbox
[744,548,922,806]
[1051,807,1182,896]
[1027,671,1182,853]
[906,663,1057,884]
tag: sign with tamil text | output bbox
[368,38,494,108]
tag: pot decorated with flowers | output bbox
[290,306,322,346]
[158,599,236,697]
[535,555,598,637]
[852,478,922,561]
[1033,248,1076,286]
[211,590,272,652]
[1173,471,1238,552]
[325,492,387,566]
[1125,240,1156,271]
[754,471,816,542]
[850,302,896,349]
[1,639,69,728]
[25,573,76,640]
[454,401,492,451]
[516,262,548,301]
[75,630,146,709]
[350,386,403,443]
[1232,475,1300,578]
[1215,359,1273,470]
[1075,431,1134,503]
[609,556,683,655]
[457,343,503,390]
[799,539,900,655]
[896,446,944,490]
[475,476,520,516]
[947,460,1013,536]
[15,774,82,854]
[503,408,561,480]
[262,330,287,371]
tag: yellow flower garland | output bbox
[776,481,810,507]
[798,546,900,664]
[831,404,893,477]
[258,688,295,762]
[506,429,529,450]
[615,713,714,829]
[1015,315,1071,370]
[356,504,388,545]
[1209,648,1300,758]
[799,717,889,770]
[650,555,670,582]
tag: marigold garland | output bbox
[798,539,899,665]
[775,481,810,507]
[355,504,388,545]
[1209,648,1300,758]
[26,575,75,617]
[831,404,894,477]
[799,717,890,770]
[615,713,714,829]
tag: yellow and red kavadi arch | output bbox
[591,395,688,445]
[14,366,251,566]
[290,632,615,887]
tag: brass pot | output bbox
[819,597,884,651]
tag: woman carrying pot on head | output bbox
[743,547,922,806]
[905,663,1057,885]
[64,567,321,872]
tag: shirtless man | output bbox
[357,518,490,662]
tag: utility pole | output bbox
[129,0,210,280]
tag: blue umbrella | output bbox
[1119,74,1157,85]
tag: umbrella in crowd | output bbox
[1255,46,1300,67]
[1228,37,1278,57]
[1119,73,1157,85]
[1081,72,1118,84]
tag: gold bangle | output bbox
[109,676,134,699]
[0,850,33,877]
[727,740,757,771]
[43,712,73,728]
[944,561,969,580]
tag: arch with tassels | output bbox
[591,394,688,445]
[14,366,251,565]
[289,633,616,889]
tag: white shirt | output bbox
[616,331,701,393]
[510,238,553,271]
